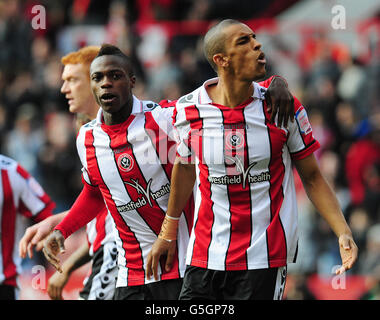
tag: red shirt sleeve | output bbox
[54,183,105,239]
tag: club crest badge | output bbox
[118,153,134,172]
[225,131,245,150]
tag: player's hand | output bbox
[43,230,66,273]
[146,238,176,281]
[19,216,57,259]
[47,270,69,300]
[335,233,358,275]
[265,76,294,128]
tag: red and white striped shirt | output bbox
[85,208,115,257]
[0,154,55,286]
[76,96,194,287]
[174,77,320,271]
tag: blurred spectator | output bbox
[345,112,380,217]
[337,58,367,119]
[308,109,333,159]
[105,1,130,53]
[0,103,7,151]
[4,103,44,179]
[37,111,81,212]
[0,0,33,77]
[284,274,316,300]
[349,206,371,270]
[147,50,182,100]
[358,224,380,275]
[360,265,380,300]
[30,36,52,91]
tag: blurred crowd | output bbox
[1,0,380,299]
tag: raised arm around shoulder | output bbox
[260,75,294,127]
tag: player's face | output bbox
[60,64,96,116]
[90,55,135,114]
[222,23,266,81]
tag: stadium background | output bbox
[0,0,380,299]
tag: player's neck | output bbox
[88,105,100,121]
[102,99,133,126]
[207,76,253,109]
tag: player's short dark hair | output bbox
[203,19,242,72]
[95,44,135,77]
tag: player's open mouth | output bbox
[100,93,117,103]
[257,52,266,64]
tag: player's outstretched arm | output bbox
[295,154,358,274]
[146,157,195,281]
[19,211,68,259]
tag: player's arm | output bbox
[294,153,358,274]
[259,75,294,127]
[146,156,196,280]
[43,183,104,272]
[48,242,91,300]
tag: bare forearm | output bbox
[295,155,351,237]
[61,242,91,275]
[167,158,196,218]
[303,172,350,236]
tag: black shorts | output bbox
[0,284,17,300]
[179,265,287,300]
[113,278,183,300]
[79,242,118,300]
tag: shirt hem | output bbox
[187,258,294,271]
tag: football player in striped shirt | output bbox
[42,43,293,300]
[0,154,55,299]
[19,46,118,300]
[42,44,194,300]
[146,19,358,300]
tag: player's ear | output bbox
[213,53,228,69]
[129,75,136,88]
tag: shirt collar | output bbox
[199,77,265,105]
[96,95,142,124]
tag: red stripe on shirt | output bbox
[84,129,145,282]
[262,101,288,268]
[15,165,30,179]
[144,111,175,179]
[150,105,194,236]
[183,105,213,268]
[220,107,252,270]
[92,208,107,253]
[1,169,17,286]
[109,126,166,236]
[16,164,55,220]
[144,108,194,247]
[125,119,181,280]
